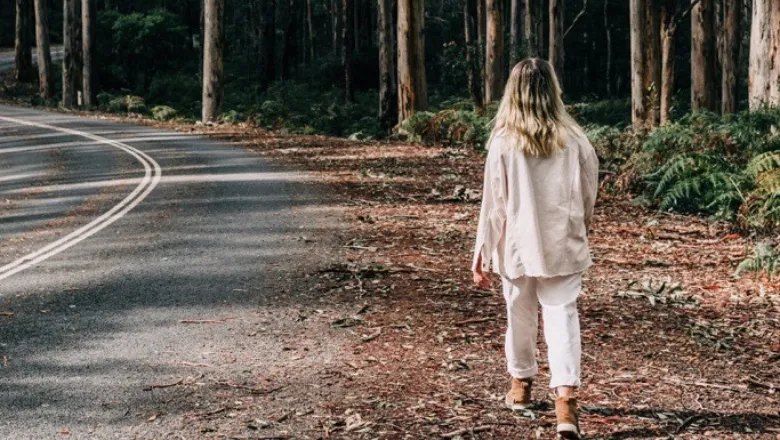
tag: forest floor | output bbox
[1,88,779,437]
[143,122,779,439]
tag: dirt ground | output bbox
[151,124,778,440]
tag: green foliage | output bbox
[151,105,178,121]
[99,94,148,114]
[96,9,192,93]
[640,109,780,230]
[569,99,632,128]
[396,104,492,147]
[735,242,780,279]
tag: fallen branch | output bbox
[441,425,493,438]
[455,317,496,327]
[675,415,703,435]
[193,406,227,418]
[0,311,15,318]
[179,319,225,325]
[361,327,382,343]
[216,381,284,395]
[143,378,184,391]
[746,378,778,391]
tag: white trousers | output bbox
[502,273,582,389]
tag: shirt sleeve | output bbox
[579,139,599,228]
[472,142,508,272]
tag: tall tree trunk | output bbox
[353,0,360,51]
[523,0,536,57]
[643,0,661,126]
[721,0,741,113]
[484,0,504,104]
[261,0,276,89]
[630,0,646,129]
[62,0,78,108]
[332,0,342,52]
[691,0,717,112]
[749,0,771,109]
[465,0,483,107]
[509,0,523,66]
[202,0,225,122]
[604,0,612,97]
[660,0,676,125]
[33,0,53,98]
[378,0,396,131]
[397,0,427,122]
[769,1,780,106]
[81,0,94,108]
[548,0,563,80]
[282,0,298,79]
[15,0,34,82]
[342,0,354,102]
[306,0,315,61]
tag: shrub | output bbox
[640,109,780,230]
[151,105,178,121]
[735,242,780,279]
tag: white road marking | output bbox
[0,116,162,281]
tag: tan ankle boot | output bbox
[504,378,532,410]
[555,395,580,439]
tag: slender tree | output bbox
[306,0,315,61]
[82,0,95,108]
[342,0,354,102]
[509,0,524,66]
[465,0,483,107]
[548,0,563,79]
[33,0,53,98]
[397,0,427,121]
[202,0,225,122]
[484,0,504,104]
[691,0,717,112]
[644,0,661,126]
[331,0,342,52]
[630,0,646,128]
[749,0,771,109]
[721,0,741,113]
[15,0,34,82]
[604,0,612,97]
[261,0,276,89]
[378,0,396,130]
[770,0,780,106]
[660,0,676,124]
[523,0,537,57]
[62,0,78,108]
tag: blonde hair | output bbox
[490,58,582,157]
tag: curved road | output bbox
[0,105,344,438]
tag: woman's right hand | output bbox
[473,267,491,290]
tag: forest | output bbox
[2,1,780,438]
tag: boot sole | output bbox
[557,423,580,439]
[504,399,531,411]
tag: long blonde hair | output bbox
[490,58,582,157]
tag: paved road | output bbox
[0,105,343,438]
[0,47,64,74]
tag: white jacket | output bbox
[472,132,599,279]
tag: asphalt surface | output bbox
[0,104,343,438]
[0,47,64,73]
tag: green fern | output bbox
[735,242,780,279]
[746,151,780,176]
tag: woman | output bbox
[472,58,598,440]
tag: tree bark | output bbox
[202,0,225,123]
[397,0,427,122]
[749,0,771,109]
[604,0,612,97]
[81,0,94,108]
[630,0,646,129]
[282,0,298,79]
[643,0,661,126]
[378,0,396,130]
[342,0,354,102]
[509,0,523,66]
[721,0,740,113]
[484,0,504,104]
[15,0,34,82]
[769,0,780,106]
[62,0,78,108]
[691,0,717,112]
[523,0,536,57]
[332,0,342,52]
[33,0,53,98]
[548,0,563,80]
[306,0,315,61]
[660,0,676,125]
[465,0,483,107]
[261,0,276,89]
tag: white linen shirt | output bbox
[472,132,599,279]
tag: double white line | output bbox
[0,116,162,282]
